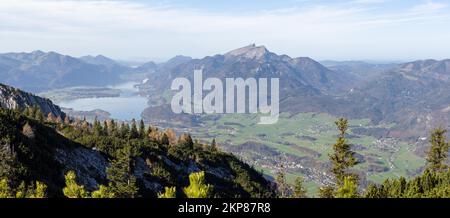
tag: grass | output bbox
[191,112,426,196]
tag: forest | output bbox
[0,107,449,198]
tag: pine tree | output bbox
[365,183,385,198]
[62,171,88,198]
[275,168,291,198]
[292,177,308,198]
[106,144,139,198]
[130,119,139,139]
[183,171,213,198]
[110,119,118,136]
[318,186,334,198]
[158,187,176,198]
[139,119,146,139]
[211,138,217,151]
[0,178,12,198]
[15,182,27,198]
[0,142,18,185]
[335,176,359,198]
[120,123,130,138]
[329,118,358,186]
[91,185,115,198]
[29,106,37,119]
[427,128,449,172]
[103,120,109,136]
[34,107,44,122]
[29,181,47,198]
[93,117,103,136]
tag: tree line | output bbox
[1,106,449,198]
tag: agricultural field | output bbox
[189,112,426,195]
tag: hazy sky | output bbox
[1,0,450,61]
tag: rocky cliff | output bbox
[0,83,64,118]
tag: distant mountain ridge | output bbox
[144,44,356,98]
[0,51,125,92]
[0,50,198,92]
[343,59,450,138]
[140,44,360,125]
[137,44,450,140]
[2,46,450,140]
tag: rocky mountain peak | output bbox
[224,44,271,60]
[31,50,46,56]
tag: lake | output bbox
[58,82,148,121]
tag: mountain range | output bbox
[2,45,450,193]
[137,45,450,140]
[2,45,450,140]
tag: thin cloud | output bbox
[0,0,449,61]
[411,1,447,13]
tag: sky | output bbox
[0,0,450,62]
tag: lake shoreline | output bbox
[45,82,149,121]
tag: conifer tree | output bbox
[93,117,103,136]
[91,185,115,198]
[292,177,308,198]
[29,106,37,119]
[0,178,12,198]
[120,123,130,138]
[335,176,359,198]
[34,107,44,122]
[139,119,146,139]
[106,145,139,198]
[329,118,358,186]
[318,186,335,198]
[0,143,18,185]
[30,181,47,198]
[275,168,291,198]
[211,138,217,151]
[110,119,118,136]
[183,171,213,198]
[103,120,109,136]
[365,183,384,198]
[63,171,88,198]
[427,128,449,172]
[158,187,176,198]
[15,182,27,198]
[17,181,47,198]
[130,119,139,139]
